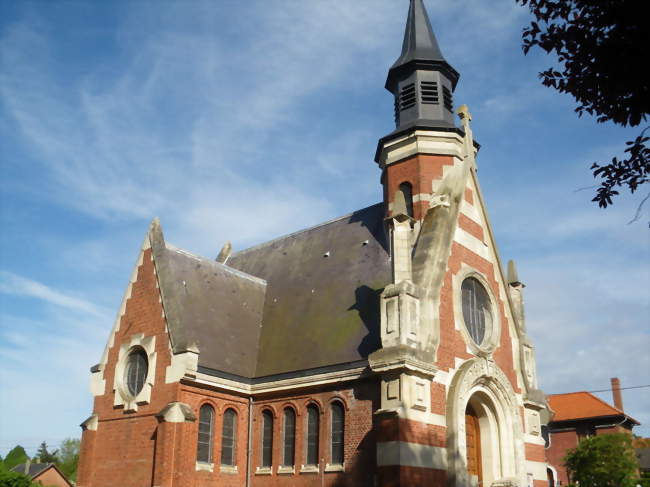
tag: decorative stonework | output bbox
[452,264,502,357]
[113,333,157,412]
[380,280,421,349]
[446,358,526,487]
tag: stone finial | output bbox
[456,104,472,121]
[507,260,523,287]
[216,241,232,263]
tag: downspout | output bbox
[246,396,253,487]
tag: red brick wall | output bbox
[34,467,71,487]
[78,247,180,487]
[247,380,377,487]
[547,430,578,485]
[383,154,455,220]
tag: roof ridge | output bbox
[231,202,383,258]
[165,242,267,286]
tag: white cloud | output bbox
[0,271,109,319]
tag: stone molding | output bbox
[113,333,157,412]
[80,414,98,432]
[157,401,196,423]
[446,358,527,487]
[452,264,502,357]
[377,129,466,169]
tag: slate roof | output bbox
[11,463,50,477]
[548,392,640,424]
[153,203,390,379]
[152,233,267,378]
[228,203,390,377]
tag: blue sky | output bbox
[0,0,648,455]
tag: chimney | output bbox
[611,377,624,411]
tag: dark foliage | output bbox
[34,443,57,465]
[1,448,28,472]
[564,433,639,487]
[516,0,649,208]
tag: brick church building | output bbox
[77,1,550,486]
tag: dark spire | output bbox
[391,0,446,72]
[384,0,460,131]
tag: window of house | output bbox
[306,405,319,466]
[330,402,344,465]
[461,277,492,346]
[197,404,214,463]
[125,348,148,396]
[398,182,414,218]
[282,408,296,467]
[261,410,273,468]
[221,408,237,466]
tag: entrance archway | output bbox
[446,359,526,487]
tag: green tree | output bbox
[515,0,649,211]
[56,438,80,481]
[2,447,28,471]
[34,443,57,464]
[564,433,639,487]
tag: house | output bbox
[11,462,73,487]
[545,378,640,485]
[76,1,550,486]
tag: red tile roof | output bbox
[548,392,639,424]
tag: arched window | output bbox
[330,402,344,465]
[398,182,414,218]
[306,405,319,466]
[282,408,296,467]
[220,408,237,466]
[197,404,214,463]
[261,410,273,468]
[461,277,492,346]
[125,348,148,396]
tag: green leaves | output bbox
[564,433,639,487]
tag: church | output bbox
[76,1,550,486]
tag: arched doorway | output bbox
[446,359,526,487]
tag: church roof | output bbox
[229,203,389,377]
[153,203,390,379]
[548,391,640,424]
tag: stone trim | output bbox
[377,441,448,470]
[452,265,502,357]
[113,333,157,412]
[446,358,526,487]
[377,129,466,168]
[80,414,98,431]
[157,402,196,423]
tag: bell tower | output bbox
[377,0,467,222]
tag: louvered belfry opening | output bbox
[420,80,439,104]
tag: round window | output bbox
[124,348,148,396]
[461,277,492,346]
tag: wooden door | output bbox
[465,404,483,485]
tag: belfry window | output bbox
[398,182,414,218]
[124,348,148,396]
[330,402,344,465]
[306,405,319,466]
[420,81,439,104]
[197,404,214,463]
[461,277,492,346]
[261,410,273,468]
[221,408,237,466]
[282,408,296,467]
[443,85,453,111]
